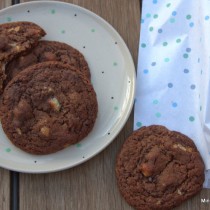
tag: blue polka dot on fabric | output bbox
[172,11,177,16]
[143,69,149,74]
[151,62,156,66]
[190,84,196,89]
[205,15,210,20]
[172,102,178,107]
[186,48,191,52]
[141,19,145,23]
[158,29,163,33]
[153,0,158,4]
[168,83,173,88]
[184,69,189,73]
[189,22,194,27]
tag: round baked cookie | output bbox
[5,40,90,87]
[0,21,46,93]
[0,62,97,155]
[116,125,205,210]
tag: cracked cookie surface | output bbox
[0,21,46,93]
[0,62,98,155]
[5,40,90,87]
[116,125,205,210]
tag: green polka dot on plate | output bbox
[5,148,11,153]
[6,17,12,22]
[114,106,118,111]
[51,9,56,14]
[76,143,82,148]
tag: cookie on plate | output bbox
[4,40,90,87]
[0,21,46,93]
[116,125,205,210]
[0,61,98,155]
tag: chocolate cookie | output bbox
[5,40,90,87]
[0,62,98,155]
[116,125,205,210]
[0,21,46,93]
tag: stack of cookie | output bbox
[0,21,98,155]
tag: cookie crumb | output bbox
[16,128,22,135]
[48,97,61,111]
[40,126,50,137]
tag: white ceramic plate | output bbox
[0,1,135,173]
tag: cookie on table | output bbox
[0,21,46,93]
[0,62,98,155]
[116,125,205,210]
[5,40,91,87]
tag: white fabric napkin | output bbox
[134,0,210,188]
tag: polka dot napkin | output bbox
[134,0,210,188]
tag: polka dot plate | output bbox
[0,1,135,173]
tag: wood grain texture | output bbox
[14,0,209,210]
[0,1,11,209]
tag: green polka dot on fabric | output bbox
[183,53,189,58]
[166,3,171,7]
[153,14,158,19]
[6,17,12,22]
[91,29,96,32]
[189,116,195,122]
[141,43,146,48]
[186,14,192,20]
[176,38,181,43]
[155,112,161,118]
[163,42,168,46]
[5,148,11,153]
[146,13,151,18]
[164,58,170,62]
[136,122,142,127]
[113,62,118,66]
[51,9,56,14]
[61,30,65,34]
[149,27,154,32]
[200,106,202,111]
[169,18,175,23]
[153,99,159,104]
